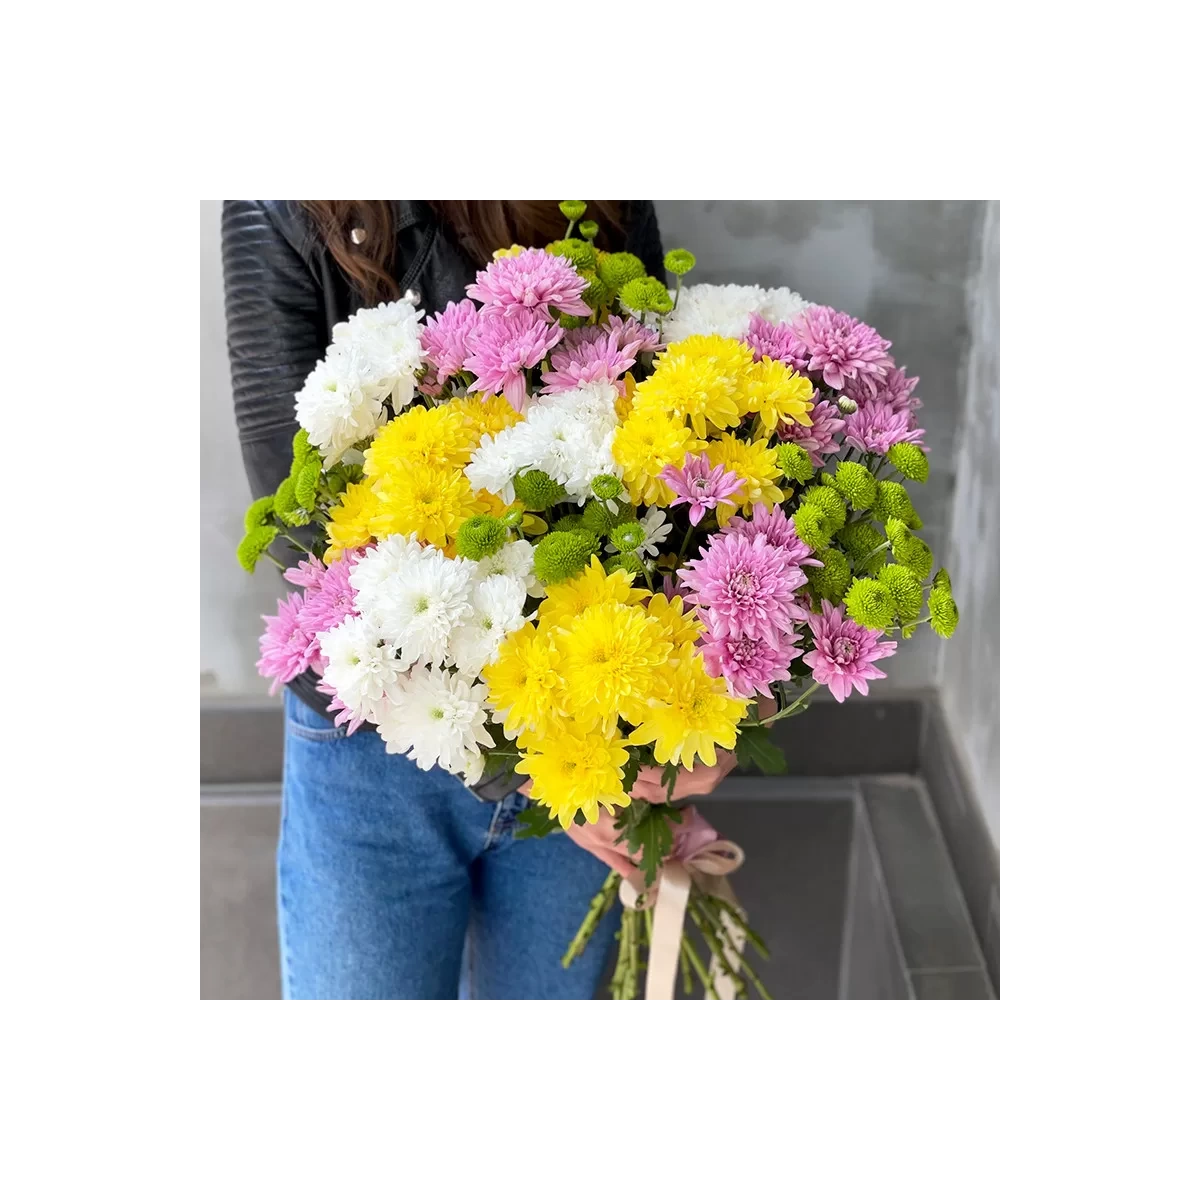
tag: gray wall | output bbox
[940,202,1000,844]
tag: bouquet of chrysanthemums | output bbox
[239,201,959,999]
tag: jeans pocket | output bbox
[284,689,347,743]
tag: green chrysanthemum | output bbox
[596,251,646,292]
[534,531,595,585]
[592,473,622,501]
[243,495,275,534]
[775,443,814,483]
[273,477,308,526]
[832,461,878,511]
[579,268,607,310]
[559,201,587,221]
[892,532,934,581]
[928,587,960,639]
[578,220,599,241]
[293,460,321,510]
[664,248,696,276]
[513,469,566,511]
[619,276,673,315]
[800,485,847,534]
[581,499,618,536]
[845,577,897,631]
[873,480,921,529]
[236,524,278,573]
[837,521,889,576]
[793,504,835,551]
[554,513,586,534]
[610,522,645,551]
[878,564,923,622]
[886,443,930,483]
[557,313,586,330]
[807,546,851,602]
[820,472,837,489]
[456,514,507,561]
[606,552,643,576]
[934,568,952,592]
[546,237,597,272]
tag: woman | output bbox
[222,200,739,999]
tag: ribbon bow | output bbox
[618,807,748,1000]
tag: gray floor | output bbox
[200,776,993,1000]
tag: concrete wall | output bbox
[940,201,1000,844]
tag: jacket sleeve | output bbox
[221,200,326,501]
[623,200,665,282]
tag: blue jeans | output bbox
[279,690,620,999]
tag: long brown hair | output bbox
[299,200,624,305]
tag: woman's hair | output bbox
[299,200,624,305]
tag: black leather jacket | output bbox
[221,200,664,793]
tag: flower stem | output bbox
[743,681,822,727]
[562,870,621,969]
[680,934,717,999]
[263,550,287,571]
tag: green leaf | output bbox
[515,805,559,840]
[616,805,677,888]
[659,761,681,802]
[736,724,787,776]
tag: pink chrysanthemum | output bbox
[844,364,921,412]
[677,531,807,642]
[256,593,320,695]
[742,312,808,372]
[420,299,480,388]
[283,552,361,654]
[465,247,592,321]
[659,452,745,525]
[843,400,927,455]
[803,600,897,703]
[701,628,797,699]
[777,399,846,466]
[540,315,662,395]
[724,503,823,572]
[792,305,894,394]
[463,309,564,410]
[316,678,369,735]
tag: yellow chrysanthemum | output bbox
[644,592,704,661]
[705,433,789,523]
[537,557,650,630]
[737,356,815,432]
[517,720,630,828]
[492,244,526,259]
[612,403,699,506]
[369,461,478,547]
[634,335,753,437]
[628,655,750,770]
[445,394,523,443]
[557,601,672,732]
[482,624,566,738]
[614,374,636,422]
[364,404,476,475]
[323,480,379,562]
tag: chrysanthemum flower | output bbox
[316,614,404,721]
[466,247,592,322]
[517,720,630,828]
[659,452,745,525]
[295,343,388,467]
[777,399,846,467]
[365,403,476,474]
[537,557,649,630]
[635,335,753,438]
[737,355,815,432]
[803,600,898,702]
[792,305,894,395]
[628,655,749,769]
[661,283,809,343]
[724,503,823,571]
[557,601,673,732]
[843,400,927,456]
[420,299,480,387]
[540,315,663,395]
[843,364,921,412]
[702,434,788,522]
[644,592,705,661]
[677,530,808,642]
[323,480,379,563]
[463,309,564,411]
[445,393,524,442]
[611,404,699,506]
[369,461,479,548]
[256,593,320,694]
[472,537,541,597]
[446,575,529,678]
[330,296,425,409]
[483,622,566,738]
[701,627,796,700]
[283,552,361,651]
[742,312,808,372]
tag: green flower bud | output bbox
[663,248,696,276]
[581,499,617,536]
[892,532,934,581]
[236,524,278,573]
[872,480,920,528]
[533,531,594,585]
[878,564,923,622]
[775,443,814,483]
[845,577,897,631]
[619,276,673,315]
[836,395,858,415]
[607,551,643,576]
[273,477,307,526]
[592,473,622,501]
[559,201,587,221]
[578,220,599,241]
[610,521,645,551]
[886,443,930,484]
[595,251,646,292]
[546,238,597,272]
[928,586,960,639]
[244,495,276,534]
[501,504,526,529]
[807,546,851,602]
[832,461,878,511]
[291,428,319,471]
[793,504,835,551]
[512,469,566,511]
[294,460,321,511]
[836,521,888,576]
[456,514,507,561]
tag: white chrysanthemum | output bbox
[349,536,474,667]
[758,286,811,325]
[473,538,542,597]
[377,666,495,784]
[638,507,670,558]
[447,575,528,678]
[465,431,525,501]
[660,283,808,344]
[295,343,387,465]
[316,615,404,723]
[332,296,425,411]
